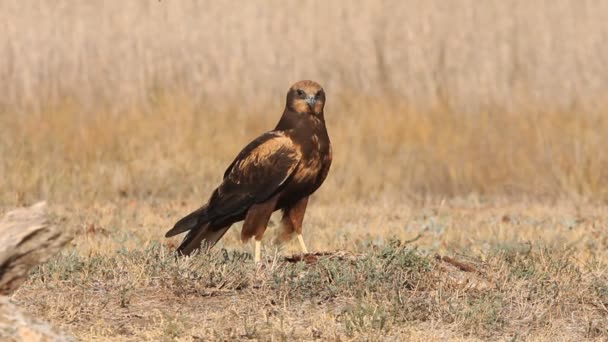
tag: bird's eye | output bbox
[315,90,323,98]
[296,89,306,98]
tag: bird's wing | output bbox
[165,131,300,238]
[209,131,301,219]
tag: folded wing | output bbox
[165,131,301,238]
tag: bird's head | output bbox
[286,80,325,116]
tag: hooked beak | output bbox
[305,96,316,110]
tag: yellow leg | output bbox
[296,234,308,254]
[254,240,261,262]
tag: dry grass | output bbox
[3,1,608,112]
[3,100,608,205]
[8,200,608,340]
[2,1,608,340]
[1,1,608,204]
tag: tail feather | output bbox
[177,224,231,256]
[165,206,208,238]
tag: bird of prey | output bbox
[165,80,332,262]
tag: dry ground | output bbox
[2,199,607,341]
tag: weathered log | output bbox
[0,202,74,341]
[0,202,72,295]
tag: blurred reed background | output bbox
[1,0,607,205]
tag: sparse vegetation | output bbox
[12,234,608,340]
[2,1,608,340]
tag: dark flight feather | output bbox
[165,205,207,237]
[175,223,230,255]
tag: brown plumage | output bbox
[165,80,332,261]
